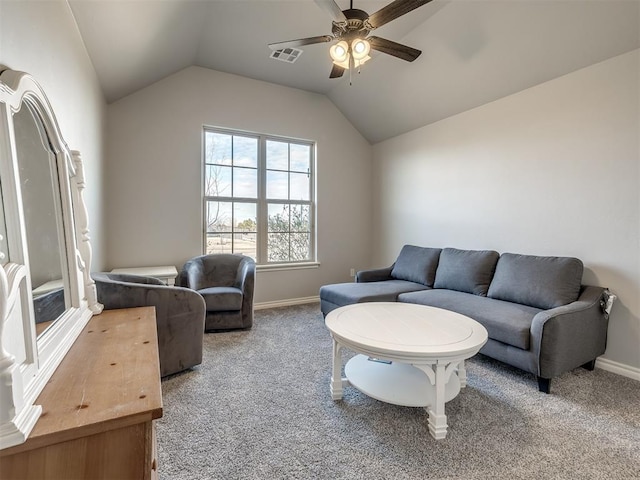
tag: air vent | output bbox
[270,48,303,63]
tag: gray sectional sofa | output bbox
[320,245,612,393]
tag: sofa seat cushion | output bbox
[198,286,243,312]
[433,248,499,296]
[398,289,541,350]
[488,253,583,310]
[390,245,442,286]
[320,280,429,308]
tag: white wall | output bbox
[106,66,372,304]
[372,50,640,373]
[0,0,106,269]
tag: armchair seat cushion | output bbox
[199,286,243,312]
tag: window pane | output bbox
[233,136,257,168]
[290,204,310,232]
[290,172,309,201]
[268,204,289,233]
[233,232,256,259]
[266,140,288,170]
[205,165,232,197]
[206,233,233,254]
[290,144,310,172]
[290,233,311,261]
[266,170,288,200]
[233,167,257,198]
[206,201,232,233]
[234,203,256,232]
[206,132,232,165]
[267,233,289,262]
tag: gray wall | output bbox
[0,0,107,270]
[372,50,640,374]
[106,66,372,304]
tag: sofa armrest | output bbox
[530,285,608,379]
[356,265,394,283]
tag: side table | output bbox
[110,265,178,286]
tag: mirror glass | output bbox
[13,105,68,337]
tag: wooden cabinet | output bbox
[0,307,163,479]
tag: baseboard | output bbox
[255,296,320,311]
[596,357,640,381]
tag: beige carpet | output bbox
[157,303,640,479]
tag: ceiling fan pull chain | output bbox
[349,51,354,86]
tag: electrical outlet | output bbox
[350,268,355,277]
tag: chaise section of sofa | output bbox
[319,245,611,393]
[319,245,440,315]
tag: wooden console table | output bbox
[0,307,163,479]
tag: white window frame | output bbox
[202,126,317,268]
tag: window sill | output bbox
[256,262,320,273]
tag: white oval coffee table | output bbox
[325,302,488,440]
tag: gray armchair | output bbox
[177,254,255,331]
[92,272,206,377]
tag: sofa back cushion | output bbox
[487,253,583,310]
[390,245,442,287]
[433,248,499,296]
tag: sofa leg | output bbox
[537,377,551,394]
[581,359,596,371]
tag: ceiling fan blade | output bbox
[368,36,422,62]
[366,0,433,29]
[268,35,333,50]
[314,0,347,23]
[329,64,345,79]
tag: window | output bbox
[203,127,315,266]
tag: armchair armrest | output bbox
[530,285,608,379]
[235,256,256,328]
[356,265,394,283]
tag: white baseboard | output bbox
[596,357,640,381]
[255,296,320,311]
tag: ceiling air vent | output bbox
[270,48,303,63]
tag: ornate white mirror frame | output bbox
[0,67,103,449]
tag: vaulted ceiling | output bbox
[69,0,640,143]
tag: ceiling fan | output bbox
[268,0,433,79]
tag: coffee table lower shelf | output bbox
[345,354,461,408]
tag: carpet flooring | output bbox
[157,303,640,479]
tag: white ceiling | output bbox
[69,0,640,143]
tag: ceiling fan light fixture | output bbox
[351,38,370,61]
[330,40,349,63]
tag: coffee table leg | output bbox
[416,363,448,440]
[458,360,467,388]
[430,363,449,439]
[330,338,344,400]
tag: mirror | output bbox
[13,106,68,337]
[0,67,103,450]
